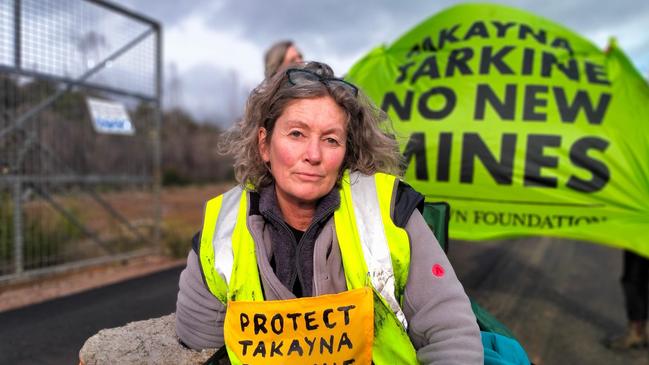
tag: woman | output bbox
[175,62,483,364]
[264,40,303,78]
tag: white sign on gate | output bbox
[86,97,135,135]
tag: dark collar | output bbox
[256,182,340,229]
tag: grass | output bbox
[0,193,82,274]
[0,183,233,275]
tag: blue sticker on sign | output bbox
[86,97,135,135]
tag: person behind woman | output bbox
[175,61,482,364]
[264,40,303,78]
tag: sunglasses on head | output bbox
[285,68,359,97]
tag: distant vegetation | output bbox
[0,74,235,186]
[159,108,234,186]
[0,192,82,274]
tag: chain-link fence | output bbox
[0,0,161,282]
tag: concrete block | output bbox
[79,313,217,365]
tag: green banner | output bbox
[347,4,649,254]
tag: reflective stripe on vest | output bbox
[199,185,262,303]
[335,172,418,364]
[199,186,241,303]
[346,172,408,328]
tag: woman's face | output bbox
[259,96,347,208]
[282,45,303,67]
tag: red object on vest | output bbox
[432,264,445,278]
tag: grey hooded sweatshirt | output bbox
[176,182,483,364]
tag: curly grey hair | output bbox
[218,61,403,190]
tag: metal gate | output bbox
[0,0,161,282]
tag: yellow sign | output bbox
[224,287,374,365]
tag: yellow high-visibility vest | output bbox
[199,171,419,364]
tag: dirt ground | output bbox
[0,183,234,313]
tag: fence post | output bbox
[13,180,23,275]
[153,24,163,254]
[14,0,21,70]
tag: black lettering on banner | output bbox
[337,305,356,325]
[585,61,611,85]
[551,37,574,55]
[454,210,468,223]
[463,21,489,40]
[381,91,413,120]
[253,341,266,357]
[304,311,319,330]
[438,24,461,49]
[338,332,354,351]
[407,44,421,59]
[287,339,304,356]
[402,133,428,180]
[240,313,250,332]
[418,87,456,120]
[513,213,526,226]
[519,24,547,44]
[422,36,437,52]
[553,88,611,125]
[473,210,490,225]
[412,56,441,83]
[473,210,493,226]
[523,85,548,121]
[239,340,253,356]
[491,21,516,37]
[474,84,516,120]
[253,314,268,334]
[270,341,284,357]
[542,215,555,228]
[320,335,335,354]
[286,312,302,331]
[541,52,579,81]
[304,337,316,356]
[407,36,438,58]
[567,137,610,192]
[524,134,561,187]
[323,308,337,329]
[437,133,453,182]
[479,46,515,75]
[461,133,516,184]
[270,313,284,335]
[521,48,534,75]
[445,48,474,77]
[514,212,529,226]
[470,210,607,228]
[396,62,416,84]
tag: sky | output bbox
[117,0,649,126]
